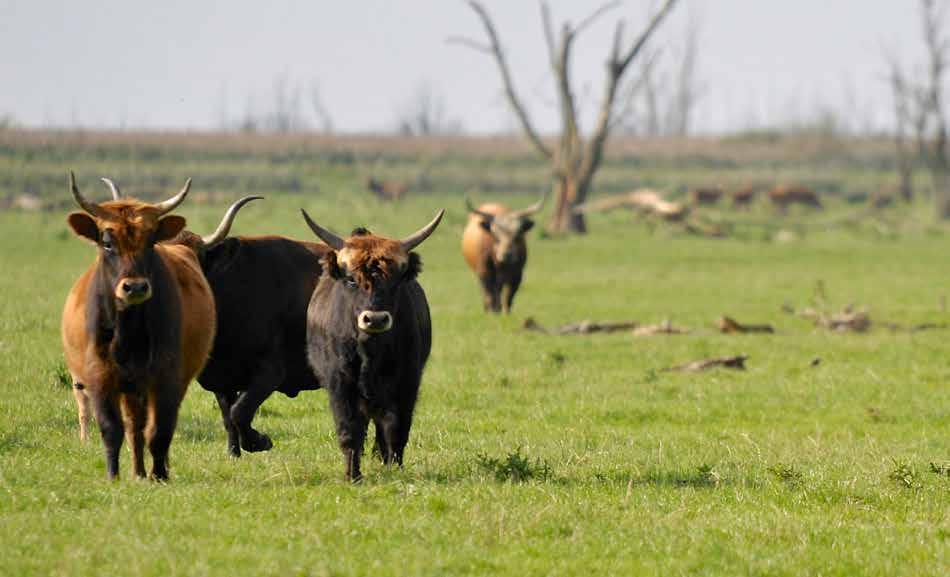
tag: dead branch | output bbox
[522,317,638,335]
[717,316,775,334]
[633,320,689,337]
[797,305,872,333]
[573,188,689,221]
[664,355,748,373]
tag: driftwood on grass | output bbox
[880,321,949,333]
[664,355,748,373]
[797,306,872,332]
[522,317,638,335]
[717,315,774,334]
[574,188,689,221]
[632,320,689,337]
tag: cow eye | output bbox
[101,239,115,252]
[343,276,358,289]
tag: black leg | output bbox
[501,273,522,315]
[329,388,368,482]
[230,361,282,453]
[214,391,241,457]
[93,393,124,480]
[147,388,182,481]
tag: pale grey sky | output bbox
[0,1,931,134]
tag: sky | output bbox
[0,1,934,135]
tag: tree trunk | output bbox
[548,177,587,234]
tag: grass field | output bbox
[0,133,948,576]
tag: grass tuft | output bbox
[475,448,553,483]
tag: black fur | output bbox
[194,236,327,457]
[306,253,431,481]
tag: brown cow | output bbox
[768,184,822,213]
[462,194,544,314]
[366,177,408,202]
[731,185,757,209]
[688,187,724,206]
[62,173,215,480]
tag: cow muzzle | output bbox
[357,310,393,334]
[115,277,152,306]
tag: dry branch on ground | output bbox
[717,315,775,334]
[664,355,748,372]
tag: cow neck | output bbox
[87,249,181,391]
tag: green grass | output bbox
[0,180,948,576]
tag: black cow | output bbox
[300,208,443,481]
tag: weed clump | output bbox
[889,460,922,489]
[767,463,805,488]
[476,448,553,483]
[50,362,71,390]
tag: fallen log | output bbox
[522,317,639,335]
[632,320,690,337]
[664,355,748,373]
[573,188,690,222]
[717,315,775,334]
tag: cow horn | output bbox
[300,209,346,250]
[400,209,444,251]
[202,196,263,248]
[69,171,106,218]
[154,178,192,215]
[465,196,495,221]
[100,177,122,200]
[510,190,548,219]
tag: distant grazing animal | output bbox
[61,173,215,480]
[730,185,757,209]
[301,208,443,481]
[462,194,545,313]
[366,177,408,202]
[768,184,822,212]
[688,187,724,206]
[107,189,330,458]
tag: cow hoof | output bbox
[241,432,273,453]
[228,445,241,458]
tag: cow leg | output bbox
[480,271,501,313]
[371,418,390,464]
[377,411,412,466]
[146,388,182,481]
[73,385,90,442]
[230,362,282,453]
[120,393,147,478]
[214,391,241,457]
[501,273,523,315]
[92,392,124,480]
[329,389,368,482]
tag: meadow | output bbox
[0,131,947,576]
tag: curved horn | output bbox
[69,171,106,218]
[400,209,444,251]
[300,209,346,250]
[154,178,192,215]
[202,196,263,247]
[100,177,122,200]
[510,190,548,219]
[465,196,495,220]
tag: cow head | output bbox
[301,209,444,337]
[66,172,191,309]
[466,194,545,265]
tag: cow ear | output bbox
[405,252,422,281]
[520,218,535,233]
[155,215,187,242]
[67,213,99,243]
[322,251,345,279]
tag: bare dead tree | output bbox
[886,56,919,202]
[310,82,334,133]
[669,16,702,136]
[919,0,950,218]
[394,82,463,136]
[451,0,679,234]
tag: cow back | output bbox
[461,202,511,274]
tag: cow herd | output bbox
[61,173,447,482]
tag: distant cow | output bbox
[731,185,757,209]
[462,194,544,313]
[366,177,408,202]
[61,173,215,480]
[689,187,724,206]
[301,208,443,481]
[768,184,822,212]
